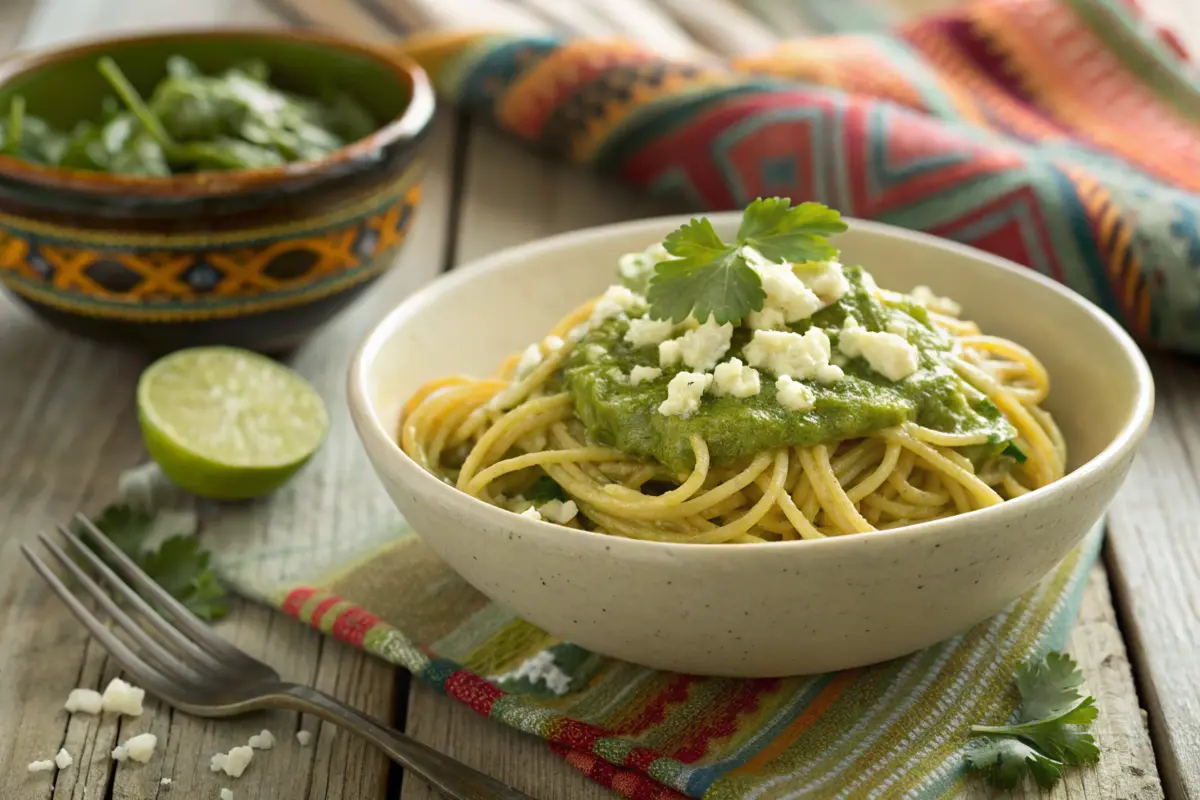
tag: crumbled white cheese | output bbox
[538,500,578,525]
[658,371,713,417]
[544,335,564,352]
[220,790,234,800]
[886,320,908,335]
[629,365,663,385]
[567,324,589,343]
[711,358,761,398]
[520,507,542,521]
[101,678,145,717]
[775,376,816,411]
[658,338,681,368]
[660,317,733,372]
[161,777,173,786]
[617,252,650,283]
[296,731,313,747]
[513,344,543,379]
[495,650,572,696]
[584,344,607,362]
[27,759,55,773]
[617,242,673,288]
[743,328,839,382]
[802,260,850,303]
[816,364,845,384]
[64,688,104,715]
[589,285,642,326]
[211,745,253,778]
[112,746,128,762]
[838,316,920,382]
[122,733,157,764]
[624,315,675,347]
[248,730,275,750]
[743,250,823,330]
[911,284,962,316]
[55,748,72,769]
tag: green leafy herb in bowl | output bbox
[0,54,377,175]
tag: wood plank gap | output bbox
[387,668,412,797]
[441,114,473,272]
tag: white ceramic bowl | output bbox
[349,215,1153,677]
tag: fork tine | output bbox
[37,533,210,686]
[73,513,255,665]
[56,524,226,674]
[22,544,177,700]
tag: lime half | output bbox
[137,347,330,501]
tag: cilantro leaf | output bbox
[75,503,229,621]
[646,198,846,325]
[736,197,847,264]
[1016,650,1086,720]
[86,504,155,559]
[1003,443,1028,463]
[649,218,762,324]
[965,739,1064,789]
[140,536,230,621]
[966,651,1101,789]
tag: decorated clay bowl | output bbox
[0,28,434,354]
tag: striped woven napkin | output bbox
[125,0,1194,797]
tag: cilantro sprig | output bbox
[966,651,1100,789]
[646,198,847,324]
[75,504,229,621]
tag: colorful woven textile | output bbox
[404,0,1200,353]
[138,0,1193,797]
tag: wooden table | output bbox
[0,1,1196,798]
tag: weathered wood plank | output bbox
[0,2,458,799]
[1106,356,1200,800]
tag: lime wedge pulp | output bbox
[137,347,330,501]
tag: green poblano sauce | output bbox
[560,266,1016,473]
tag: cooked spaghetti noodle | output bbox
[400,217,1065,544]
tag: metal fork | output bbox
[22,514,534,800]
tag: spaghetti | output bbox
[400,222,1064,544]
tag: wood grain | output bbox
[1106,357,1200,800]
[0,2,456,800]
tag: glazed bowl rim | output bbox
[0,26,435,199]
[349,213,1155,555]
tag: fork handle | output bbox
[276,683,537,800]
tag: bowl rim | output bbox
[349,213,1156,552]
[0,26,435,198]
